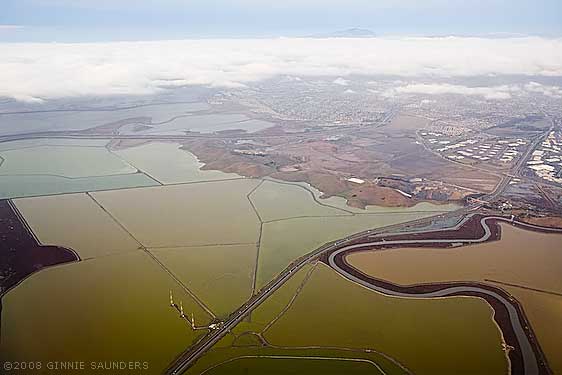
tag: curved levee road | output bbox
[328,216,562,375]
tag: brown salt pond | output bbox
[347,223,562,374]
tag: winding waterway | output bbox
[328,216,562,375]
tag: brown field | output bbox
[523,215,562,229]
[175,110,501,208]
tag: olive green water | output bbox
[189,263,507,375]
[202,355,385,375]
[14,193,140,259]
[90,179,262,248]
[2,146,465,374]
[0,251,211,374]
[186,265,406,375]
[152,244,257,318]
[263,265,507,375]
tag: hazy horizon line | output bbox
[2,31,562,44]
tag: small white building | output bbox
[347,177,365,184]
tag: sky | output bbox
[1,1,561,103]
[1,0,562,42]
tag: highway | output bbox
[163,206,478,375]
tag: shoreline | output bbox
[0,199,80,299]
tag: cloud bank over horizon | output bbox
[385,82,562,100]
[1,37,562,103]
[383,83,521,100]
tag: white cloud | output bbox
[389,83,522,100]
[525,82,562,98]
[380,81,562,100]
[1,37,562,102]
[420,99,436,104]
[333,77,350,86]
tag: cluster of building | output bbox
[228,79,389,125]
[232,149,268,157]
[423,122,471,137]
[495,139,528,163]
[421,132,528,166]
[212,77,562,139]
[526,131,562,184]
[408,98,525,132]
[406,87,562,133]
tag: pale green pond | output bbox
[0,145,136,178]
[114,142,240,184]
[250,180,346,222]
[0,138,111,151]
[0,173,158,199]
[0,141,161,199]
